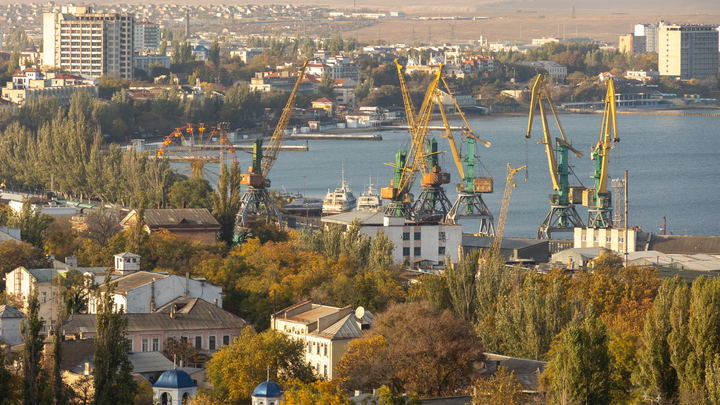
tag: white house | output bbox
[87,271,224,314]
[0,305,24,345]
[521,61,568,79]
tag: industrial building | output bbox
[43,6,134,79]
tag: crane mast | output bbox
[439,77,495,236]
[236,61,308,228]
[584,77,619,228]
[526,74,585,239]
[493,163,527,253]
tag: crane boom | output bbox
[492,163,527,253]
[261,61,308,179]
[396,59,418,136]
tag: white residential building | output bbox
[134,53,171,74]
[305,54,360,82]
[231,48,264,63]
[521,61,568,78]
[43,6,134,79]
[658,24,719,80]
[272,300,372,379]
[134,21,159,51]
[574,227,639,253]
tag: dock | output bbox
[288,134,382,141]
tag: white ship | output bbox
[357,177,382,212]
[323,168,357,214]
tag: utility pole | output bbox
[624,170,628,267]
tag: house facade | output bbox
[0,305,24,345]
[120,208,221,244]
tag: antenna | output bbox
[267,365,270,381]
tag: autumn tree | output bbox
[282,380,353,405]
[93,275,138,405]
[162,337,198,366]
[445,250,479,321]
[205,327,314,403]
[21,289,46,405]
[8,198,54,248]
[0,240,49,291]
[470,366,526,405]
[336,301,484,397]
[407,274,452,311]
[168,177,214,208]
[212,163,243,246]
[83,209,122,247]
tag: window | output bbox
[223,335,230,346]
[414,247,421,256]
[195,336,202,349]
[581,235,586,242]
[403,247,410,257]
[402,232,410,240]
[142,339,148,352]
[414,232,421,240]
[324,364,328,377]
[619,237,624,244]
[439,232,446,241]
[127,339,133,352]
[180,336,187,343]
[152,338,159,351]
[42,292,47,303]
[324,344,327,356]
[438,246,446,255]
[606,237,612,243]
[316,343,320,355]
[593,236,598,243]
[209,336,216,350]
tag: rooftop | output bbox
[103,271,167,293]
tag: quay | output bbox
[288,133,382,141]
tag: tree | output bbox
[21,289,46,405]
[162,337,198,366]
[93,275,138,405]
[205,327,314,403]
[52,279,65,405]
[282,380,353,405]
[168,177,214,208]
[470,366,526,405]
[212,163,243,247]
[8,197,54,248]
[83,209,122,247]
[546,314,612,405]
[0,345,22,404]
[209,38,221,65]
[336,302,485,397]
[0,240,49,291]
[445,251,479,321]
[61,269,92,316]
[317,72,336,99]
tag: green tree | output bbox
[445,251,479,321]
[205,327,314,403]
[470,366,526,405]
[317,72,336,99]
[0,240,49,291]
[209,38,221,65]
[212,163,242,247]
[92,275,138,405]
[159,40,167,56]
[21,289,46,405]
[8,198,54,248]
[0,344,22,403]
[168,177,213,208]
[547,314,612,405]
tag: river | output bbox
[211,110,720,238]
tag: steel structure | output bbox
[526,74,585,239]
[382,62,445,219]
[236,61,308,227]
[493,163,527,253]
[439,76,495,236]
[157,122,238,186]
[583,77,619,228]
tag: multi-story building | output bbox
[619,34,646,54]
[250,71,318,96]
[520,61,568,78]
[43,6,134,80]
[306,54,360,82]
[271,300,372,379]
[1,66,98,107]
[133,53,171,75]
[134,21,159,51]
[658,24,719,80]
[635,23,660,53]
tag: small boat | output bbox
[283,193,323,216]
[357,177,382,212]
[323,167,357,214]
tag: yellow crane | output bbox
[526,74,585,239]
[436,76,496,236]
[492,163,527,253]
[382,65,444,218]
[583,77,619,228]
[237,61,308,227]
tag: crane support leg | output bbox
[538,204,585,239]
[446,192,496,237]
[411,186,453,222]
[237,187,283,228]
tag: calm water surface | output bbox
[226,111,720,238]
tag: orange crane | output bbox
[237,61,308,227]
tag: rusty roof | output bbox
[141,208,220,227]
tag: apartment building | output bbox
[2,66,98,107]
[134,21,159,51]
[658,24,719,80]
[619,34,647,54]
[43,6,134,79]
[306,54,360,82]
[635,23,660,53]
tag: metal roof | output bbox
[140,208,220,227]
[649,235,720,255]
[104,271,167,293]
[320,210,392,226]
[64,298,248,334]
[0,305,24,318]
[127,352,175,374]
[462,236,549,250]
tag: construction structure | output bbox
[583,78,619,228]
[236,62,308,228]
[526,74,585,239]
[382,61,451,222]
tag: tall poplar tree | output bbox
[93,275,137,405]
[212,162,242,246]
[21,289,45,405]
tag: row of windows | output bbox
[401,246,446,257]
[581,235,624,243]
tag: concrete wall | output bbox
[360,222,462,266]
[0,316,23,345]
[574,227,637,252]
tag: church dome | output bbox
[153,368,197,389]
[252,380,283,398]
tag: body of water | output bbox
[216,111,720,238]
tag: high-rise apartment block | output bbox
[635,23,660,53]
[658,24,719,80]
[619,34,646,54]
[43,6,134,80]
[134,21,159,51]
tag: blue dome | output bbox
[252,380,283,398]
[153,369,197,389]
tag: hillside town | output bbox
[0,2,719,405]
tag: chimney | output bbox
[182,200,186,209]
[185,272,190,297]
[170,306,175,319]
[214,299,218,306]
[157,201,161,209]
[65,256,78,268]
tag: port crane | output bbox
[525,74,586,239]
[493,163,527,253]
[236,61,308,227]
[583,77,619,228]
[438,77,496,236]
[382,62,450,221]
